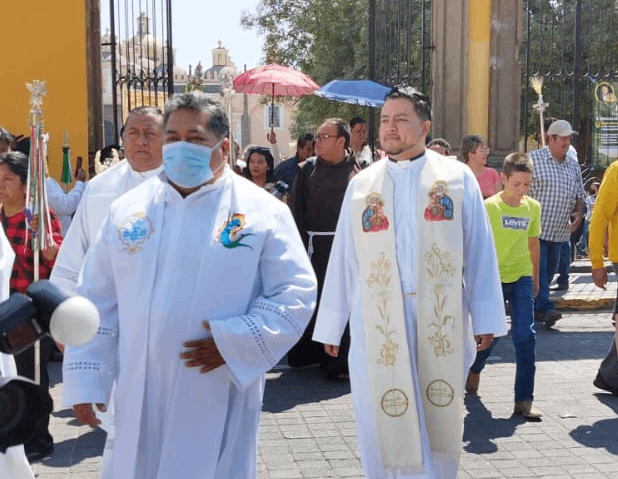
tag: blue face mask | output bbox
[162,139,224,188]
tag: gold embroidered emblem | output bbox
[381,388,409,417]
[367,252,399,366]
[425,244,456,357]
[426,380,454,407]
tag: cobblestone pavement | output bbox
[31,310,618,478]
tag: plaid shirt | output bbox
[528,146,585,242]
[1,207,63,294]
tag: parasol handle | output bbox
[268,84,275,144]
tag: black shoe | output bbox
[543,310,562,329]
[534,310,545,321]
[25,444,54,463]
[550,283,569,291]
[593,375,618,396]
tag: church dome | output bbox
[137,34,166,61]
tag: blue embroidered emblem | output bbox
[217,213,253,249]
[118,211,153,253]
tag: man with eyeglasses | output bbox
[61,92,317,479]
[287,118,359,379]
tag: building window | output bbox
[264,105,283,129]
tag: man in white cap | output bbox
[528,119,585,328]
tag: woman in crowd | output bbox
[461,135,502,198]
[242,145,290,201]
[0,151,63,462]
[242,145,275,188]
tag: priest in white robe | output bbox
[50,107,164,475]
[0,223,35,479]
[50,106,164,296]
[313,86,507,479]
[62,92,317,479]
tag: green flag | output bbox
[61,146,72,185]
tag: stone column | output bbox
[432,0,523,165]
[431,0,469,155]
[488,0,524,163]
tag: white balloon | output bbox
[49,297,100,346]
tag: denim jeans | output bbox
[535,239,562,313]
[470,276,536,402]
[577,219,589,254]
[556,240,571,285]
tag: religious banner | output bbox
[591,81,618,168]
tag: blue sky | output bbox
[101,0,264,73]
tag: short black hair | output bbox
[0,126,13,145]
[461,135,485,163]
[0,151,28,184]
[297,133,314,150]
[13,137,30,157]
[242,145,275,183]
[101,144,121,160]
[163,92,229,139]
[384,85,432,122]
[120,106,163,138]
[349,117,366,129]
[502,152,534,177]
[322,118,350,149]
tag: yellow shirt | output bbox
[589,160,618,268]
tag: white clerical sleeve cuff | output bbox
[312,309,349,346]
[210,315,277,392]
[469,300,508,337]
[62,383,110,408]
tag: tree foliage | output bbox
[241,0,371,136]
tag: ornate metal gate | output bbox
[521,0,618,170]
[368,0,433,147]
[369,0,433,93]
[104,0,174,144]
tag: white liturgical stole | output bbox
[351,155,465,475]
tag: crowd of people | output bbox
[0,85,616,479]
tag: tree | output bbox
[241,0,371,136]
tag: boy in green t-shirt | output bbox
[465,152,542,419]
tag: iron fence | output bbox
[521,0,618,173]
[369,0,433,94]
[368,0,432,147]
[105,0,174,144]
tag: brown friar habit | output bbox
[287,152,359,375]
